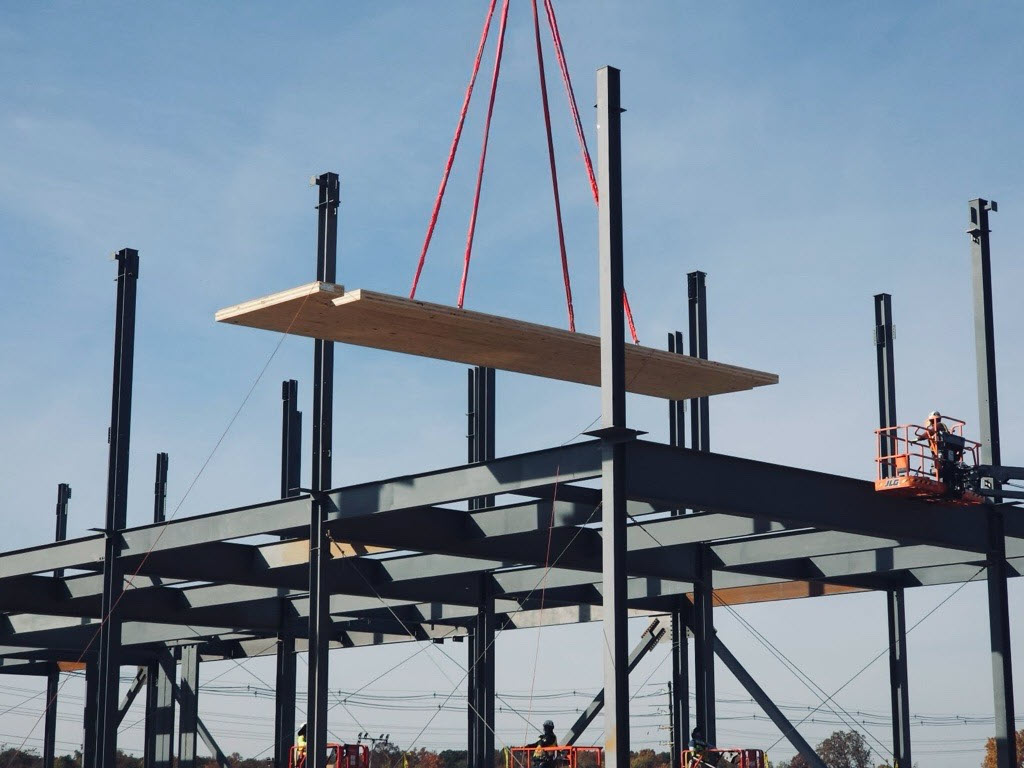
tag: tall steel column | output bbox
[43,483,71,768]
[874,294,898,478]
[886,588,911,768]
[144,652,176,768]
[93,247,139,767]
[667,331,688,768]
[473,575,496,768]
[968,198,1016,768]
[308,172,339,768]
[277,378,301,767]
[693,548,715,745]
[669,606,689,768]
[83,661,98,767]
[687,272,709,453]
[467,365,496,767]
[154,452,169,522]
[595,65,631,768]
[178,645,200,768]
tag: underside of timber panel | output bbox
[215,282,778,400]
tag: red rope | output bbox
[543,0,639,343]
[458,0,511,309]
[530,0,575,332]
[409,0,498,300]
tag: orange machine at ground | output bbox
[681,748,767,768]
[289,743,370,768]
[874,416,984,504]
[507,745,603,768]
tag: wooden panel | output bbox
[687,581,866,607]
[216,282,778,400]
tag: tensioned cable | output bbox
[765,565,986,753]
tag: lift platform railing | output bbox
[506,745,603,768]
[290,743,370,768]
[681,748,766,768]
[875,418,979,483]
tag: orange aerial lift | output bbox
[874,414,985,504]
[289,743,370,768]
[506,745,603,768]
[681,748,767,768]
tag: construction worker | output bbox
[689,728,715,768]
[530,721,558,768]
[295,723,308,767]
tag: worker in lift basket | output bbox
[689,728,717,767]
[530,720,560,768]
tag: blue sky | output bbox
[0,2,1022,765]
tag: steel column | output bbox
[83,660,98,768]
[275,633,297,768]
[277,381,300,766]
[178,644,199,768]
[93,247,139,767]
[687,272,709,453]
[969,198,1016,768]
[886,588,911,768]
[596,65,630,768]
[150,652,176,767]
[308,171,339,768]
[43,483,70,768]
[474,575,496,768]
[282,379,302,500]
[874,294,898,478]
[693,548,715,745]
[154,453,169,523]
[670,607,688,768]
[467,365,496,767]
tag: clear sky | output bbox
[0,2,1022,766]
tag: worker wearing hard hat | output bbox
[920,412,949,476]
[530,721,559,768]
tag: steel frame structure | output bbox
[0,69,1019,768]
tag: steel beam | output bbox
[308,171,339,768]
[969,198,1016,768]
[117,666,147,725]
[625,440,995,551]
[712,636,826,768]
[595,65,630,768]
[93,246,138,768]
[154,453,169,523]
[886,588,911,768]
[874,294,898,478]
[178,644,199,768]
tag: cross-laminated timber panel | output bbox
[215,282,778,400]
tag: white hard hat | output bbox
[928,411,941,421]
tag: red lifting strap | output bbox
[530,0,575,332]
[409,0,499,301]
[543,0,638,343]
[458,0,511,309]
